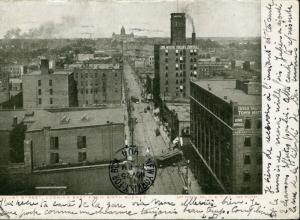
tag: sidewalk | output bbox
[150,109,203,194]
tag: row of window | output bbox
[243,171,261,183]
[244,118,262,129]
[243,153,262,165]
[38,79,52,87]
[79,89,118,94]
[74,73,117,78]
[38,98,53,105]
[164,49,197,56]
[165,64,197,71]
[38,89,53,95]
[244,136,262,147]
[50,136,86,149]
[50,152,87,164]
[165,79,186,85]
[164,57,197,63]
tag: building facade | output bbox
[24,108,124,170]
[22,59,77,109]
[170,13,186,45]
[197,59,231,79]
[73,64,122,106]
[154,44,198,100]
[0,71,9,105]
[190,79,262,194]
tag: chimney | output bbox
[41,59,49,75]
[192,32,196,45]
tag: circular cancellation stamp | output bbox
[109,145,157,194]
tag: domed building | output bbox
[112,26,135,42]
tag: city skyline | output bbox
[0,0,261,39]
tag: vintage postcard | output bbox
[0,0,298,219]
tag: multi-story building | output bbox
[0,71,9,105]
[170,13,186,45]
[197,58,231,78]
[22,59,78,109]
[24,108,124,170]
[9,78,22,98]
[154,13,198,101]
[190,79,262,194]
[154,44,198,100]
[73,63,122,106]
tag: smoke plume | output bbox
[181,5,195,33]
[4,16,77,39]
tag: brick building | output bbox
[73,63,122,106]
[154,13,199,102]
[170,13,186,45]
[22,59,77,109]
[189,79,262,194]
[197,58,231,78]
[24,108,124,170]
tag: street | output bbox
[123,60,192,194]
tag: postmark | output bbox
[109,145,157,195]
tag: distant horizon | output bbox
[0,36,261,40]
[0,0,261,39]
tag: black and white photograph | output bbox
[0,0,264,197]
[0,3,298,218]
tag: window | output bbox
[244,154,251,164]
[165,58,168,62]
[78,152,87,162]
[165,65,168,70]
[38,98,42,105]
[50,153,59,164]
[257,136,262,147]
[77,136,86,149]
[244,137,251,147]
[38,89,42,95]
[257,154,262,165]
[49,80,52,86]
[50,98,53,104]
[38,80,41,86]
[176,80,178,84]
[244,118,251,129]
[165,80,168,85]
[49,89,53,95]
[256,119,262,129]
[50,137,59,149]
[243,171,251,182]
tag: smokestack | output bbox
[41,59,49,74]
[192,32,196,45]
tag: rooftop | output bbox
[27,108,124,132]
[193,79,261,105]
[25,70,71,76]
[165,103,190,122]
[0,110,25,131]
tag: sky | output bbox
[0,0,261,39]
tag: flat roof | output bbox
[27,108,124,132]
[25,70,71,76]
[166,103,190,122]
[193,80,261,105]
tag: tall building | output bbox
[22,59,78,109]
[154,45,198,100]
[189,79,262,194]
[73,63,122,106]
[170,13,186,45]
[154,13,198,101]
